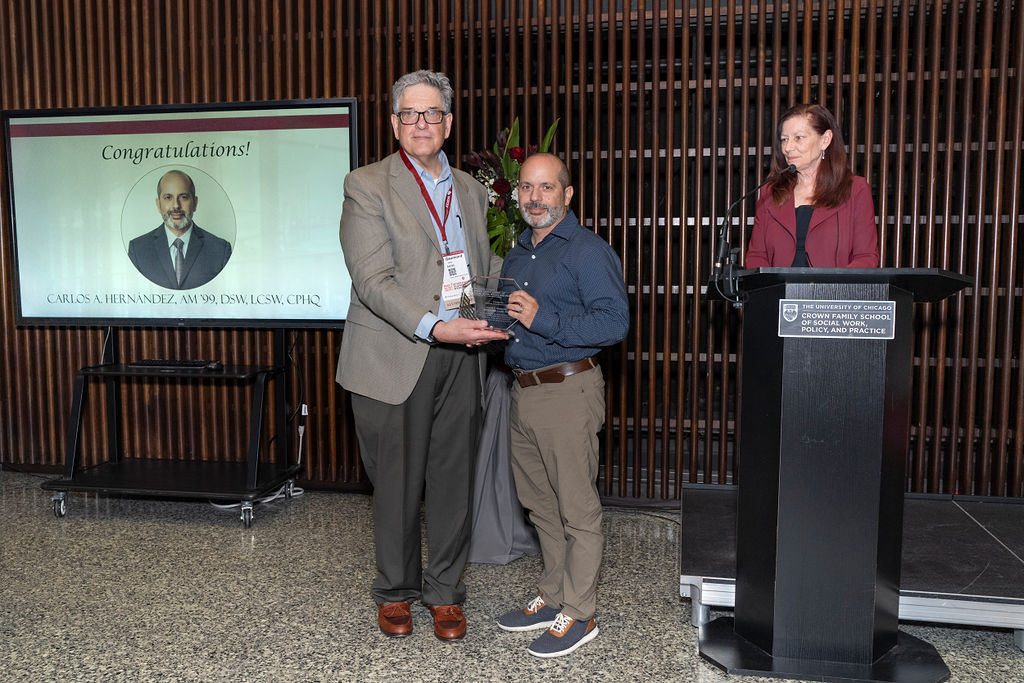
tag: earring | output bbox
[821,149,826,160]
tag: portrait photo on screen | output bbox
[122,166,237,291]
[3,99,357,327]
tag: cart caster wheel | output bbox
[52,495,67,518]
[241,505,254,528]
[285,480,295,499]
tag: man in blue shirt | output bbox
[496,153,629,657]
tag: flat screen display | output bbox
[2,99,356,327]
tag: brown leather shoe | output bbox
[378,601,412,637]
[428,604,467,640]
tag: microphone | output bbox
[711,164,797,299]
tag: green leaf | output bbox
[538,118,560,153]
[485,205,521,257]
[500,118,521,182]
[506,117,520,149]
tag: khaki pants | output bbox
[509,364,605,621]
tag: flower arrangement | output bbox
[464,117,560,257]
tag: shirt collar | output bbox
[164,225,193,248]
[516,209,577,250]
[404,150,452,187]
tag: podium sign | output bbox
[777,299,896,339]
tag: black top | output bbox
[792,204,814,267]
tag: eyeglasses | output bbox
[395,109,447,125]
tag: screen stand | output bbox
[101,326,119,365]
[273,328,287,370]
[273,328,291,461]
[42,327,298,528]
[100,326,124,461]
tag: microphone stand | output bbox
[710,164,796,304]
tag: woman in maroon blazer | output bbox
[746,104,880,268]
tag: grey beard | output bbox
[163,215,193,232]
[521,204,565,229]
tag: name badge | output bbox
[441,250,472,310]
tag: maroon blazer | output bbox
[745,175,880,268]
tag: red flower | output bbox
[494,196,509,210]
[493,178,512,194]
[509,146,526,162]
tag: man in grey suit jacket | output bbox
[336,70,507,641]
[128,169,231,289]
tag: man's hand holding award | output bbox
[459,275,523,332]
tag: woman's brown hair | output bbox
[770,103,853,208]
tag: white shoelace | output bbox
[526,596,546,613]
[550,613,574,634]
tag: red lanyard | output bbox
[399,148,453,252]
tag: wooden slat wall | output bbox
[1,1,1021,500]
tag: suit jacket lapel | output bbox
[452,170,484,274]
[389,153,444,256]
[767,195,797,237]
[182,227,205,281]
[149,228,178,286]
[808,203,840,232]
[766,193,839,235]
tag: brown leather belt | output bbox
[513,357,597,388]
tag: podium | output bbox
[700,268,971,683]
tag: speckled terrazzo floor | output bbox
[1,470,1021,682]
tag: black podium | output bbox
[700,268,971,683]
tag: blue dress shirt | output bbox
[405,150,469,340]
[500,210,629,371]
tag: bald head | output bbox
[155,170,198,236]
[156,170,196,197]
[521,153,571,189]
[517,153,574,234]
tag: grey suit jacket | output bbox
[128,224,232,289]
[336,151,502,405]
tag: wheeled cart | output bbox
[42,362,300,529]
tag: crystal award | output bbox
[459,275,521,331]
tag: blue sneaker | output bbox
[497,596,559,632]
[527,613,599,658]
